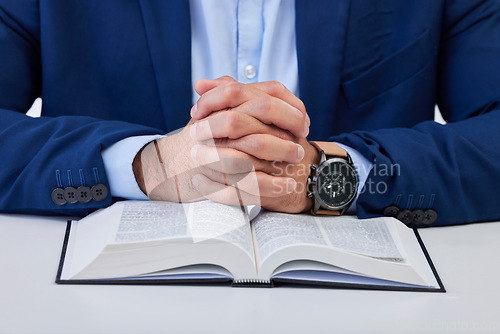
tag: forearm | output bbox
[331,108,500,227]
[0,109,162,215]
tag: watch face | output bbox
[315,158,358,210]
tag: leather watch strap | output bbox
[313,209,341,216]
[310,141,347,158]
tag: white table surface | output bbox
[1,213,499,334]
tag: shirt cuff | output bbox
[102,135,164,200]
[335,142,374,214]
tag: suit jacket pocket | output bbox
[341,30,433,109]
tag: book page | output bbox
[251,212,328,262]
[115,201,188,242]
[316,215,403,261]
[61,202,125,279]
[114,201,254,258]
[186,200,254,257]
[252,212,403,262]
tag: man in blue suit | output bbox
[1,0,499,227]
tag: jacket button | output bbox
[91,184,108,201]
[51,188,67,205]
[63,186,78,204]
[383,205,400,217]
[423,209,438,224]
[397,210,413,225]
[411,209,425,223]
[76,186,92,203]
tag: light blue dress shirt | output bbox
[189,0,299,101]
[102,0,373,212]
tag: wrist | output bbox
[133,139,181,202]
[132,146,147,195]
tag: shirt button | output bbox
[244,65,256,79]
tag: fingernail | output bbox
[297,144,305,161]
[190,103,198,118]
[287,179,297,193]
[190,145,199,160]
[189,122,197,140]
[303,121,309,137]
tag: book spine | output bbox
[233,279,271,284]
[232,279,273,288]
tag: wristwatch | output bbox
[307,141,359,215]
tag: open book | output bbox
[57,200,444,291]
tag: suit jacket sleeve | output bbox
[331,0,500,227]
[0,1,162,216]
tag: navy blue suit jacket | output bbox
[1,0,500,226]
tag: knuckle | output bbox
[220,75,235,82]
[239,135,261,154]
[267,81,285,95]
[224,82,243,100]
[257,95,273,116]
[224,112,243,137]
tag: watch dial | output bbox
[316,160,358,209]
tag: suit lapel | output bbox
[296,0,352,140]
[138,0,192,132]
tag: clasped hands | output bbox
[134,76,322,213]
